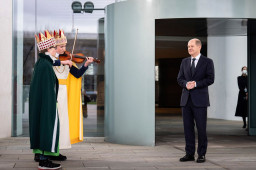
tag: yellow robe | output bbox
[66,63,84,144]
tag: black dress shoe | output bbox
[179,154,195,162]
[196,155,206,163]
[34,153,41,162]
[47,154,67,161]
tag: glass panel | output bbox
[21,0,36,137]
[13,0,115,137]
[12,0,25,136]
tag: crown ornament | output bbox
[35,30,56,51]
[54,29,67,45]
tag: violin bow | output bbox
[71,28,79,60]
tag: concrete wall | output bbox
[208,36,247,120]
[0,0,12,138]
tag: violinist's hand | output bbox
[61,60,73,67]
[84,57,94,67]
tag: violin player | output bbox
[34,29,94,162]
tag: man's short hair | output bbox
[190,38,202,47]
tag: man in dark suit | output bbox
[177,38,215,163]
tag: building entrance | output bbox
[155,18,251,141]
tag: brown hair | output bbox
[241,66,247,71]
[40,49,48,53]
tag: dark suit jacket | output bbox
[177,55,215,107]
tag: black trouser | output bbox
[182,96,207,156]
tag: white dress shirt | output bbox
[190,53,201,67]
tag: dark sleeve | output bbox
[196,58,215,88]
[70,65,88,78]
[53,60,61,66]
[177,59,188,88]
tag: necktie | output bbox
[191,58,196,76]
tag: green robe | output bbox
[29,53,59,153]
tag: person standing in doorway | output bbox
[177,38,215,163]
[235,66,248,129]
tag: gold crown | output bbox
[35,30,56,51]
[54,29,67,45]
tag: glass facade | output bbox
[12,0,115,137]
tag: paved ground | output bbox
[1,116,256,170]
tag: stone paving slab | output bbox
[59,160,84,167]
[14,161,38,168]
[0,162,15,169]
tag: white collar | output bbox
[191,53,201,60]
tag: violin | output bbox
[59,51,100,64]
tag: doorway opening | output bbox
[155,18,248,143]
